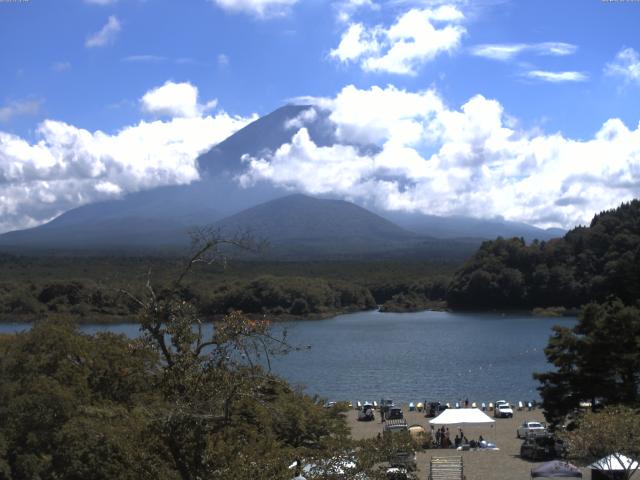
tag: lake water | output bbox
[0,310,576,405]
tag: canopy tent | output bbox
[589,454,639,471]
[531,460,582,478]
[429,408,495,426]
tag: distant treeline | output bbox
[447,200,640,310]
[0,256,458,322]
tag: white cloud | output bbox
[470,42,577,61]
[0,85,255,234]
[86,15,121,48]
[211,0,298,17]
[0,99,41,123]
[122,55,167,63]
[141,81,218,118]
[218,53,230,66]
[240,84,640,229]
[84,0,118,4]
[284,107,318,130]
[330,23,380,63]
[52,61,71,72]
[526,70,588,83]
[330,5,465,75]
[605,47,640,85]
[334,0,378,23]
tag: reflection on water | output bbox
[0,309,575,404]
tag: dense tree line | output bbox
[534,299,640,426]
[203,275,376,317]
[448,200,640,309]
[0,257,456,322]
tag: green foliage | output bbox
[0,256,459,322]
[0,312,355,479]
[534,299,640,425]
[204,275,377,316]
[0,318,163,479]
[447,200,640,309]
[560,406,640,480]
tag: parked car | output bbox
[426,402,448,418]
[517,421,546,438]
[388,406,404,420]
[390,451,417,472]
[494,401,514,418]
[386,467,408,480]
[358,405,375,421]
[520,433,565,461]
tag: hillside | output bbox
[446,200,640,309]
[383,210,564,242]
[217,193,413,242]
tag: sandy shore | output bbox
[347,405,601,480]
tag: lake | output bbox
[0,310,575,405]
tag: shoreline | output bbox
[0,304,580,326]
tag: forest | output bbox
[447,200,640,310]
[0,256,456,322]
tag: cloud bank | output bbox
[241,84,640,229]
[0,82,254,233]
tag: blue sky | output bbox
[1,0,640,232]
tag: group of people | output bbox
[431,426,485,449]
[454,430,484,449]
[432,426,451,448]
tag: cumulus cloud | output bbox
[86,15,121,48]
[0,85,255,233]
[211,0,298,17]
[330,5,465,75]
[141,81,218,118]
[0,99,41,123]
[470,42,577,61]
[605,47,640,85]
[525,70,588,83]
[240,84,640,229]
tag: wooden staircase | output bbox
[428,455,464,480]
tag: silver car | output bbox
[516,421,546,438]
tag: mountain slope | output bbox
[197,104,335,175]
[382,210,564,242]
[214,194,480,260]
[217,194,414,242]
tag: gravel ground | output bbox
[345,404,628,480]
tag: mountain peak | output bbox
[197,104,330,176]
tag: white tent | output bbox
[429,408,495,426]
[589,453,639,471]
